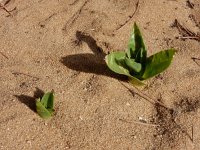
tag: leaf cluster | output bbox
[106,23,176,85]
[36,91,54,119]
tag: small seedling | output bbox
[36,91,54,119]
[105,23,176,86]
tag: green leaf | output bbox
[105,51,131,76]
[124,58,142,73]
[142,49,176,80]
[127,23,147,64]
[36,91,54,119]
[36,99,52,119]
[41,92,54,112]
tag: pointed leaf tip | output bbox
[127,23,147,64]
[36,91,54,119]
[142,49,176,80]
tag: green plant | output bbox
[105,23,176,86]
[36,91,54,119]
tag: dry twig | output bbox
[0,51,8,59]
[62,0,89,32]
[0,0,16,16]
[69,0,79,5]
[191,57,200,67]
[114,0,140,32]
[172,19,200,41]
[186,0,194,9]
[120,81,172,110]
[119,118,159,127]
[12,71,39,80]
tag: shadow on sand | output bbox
[14,88,44,113]
[60,31,126,80]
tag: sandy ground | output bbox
[0,0,200,149]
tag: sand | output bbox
[0,0,200,149]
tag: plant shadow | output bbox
[14,88,44,112]
[60,31,126,80]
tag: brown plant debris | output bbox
[0,0,16,16]
[189,14,200,29]
[151,104,192,149]
[186,0,194,9]
[12,71,40,80]
[119,118,159,127]
[191,57,200,67]
[122,82,199,149]
[121,82,172,110]
[152,97,200,149]
[0,51,8,59]
[174,98,200,114]
[114,0,140,32]
[172,19,200,41]
[69,0,79,5]
[62,0,89,32]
